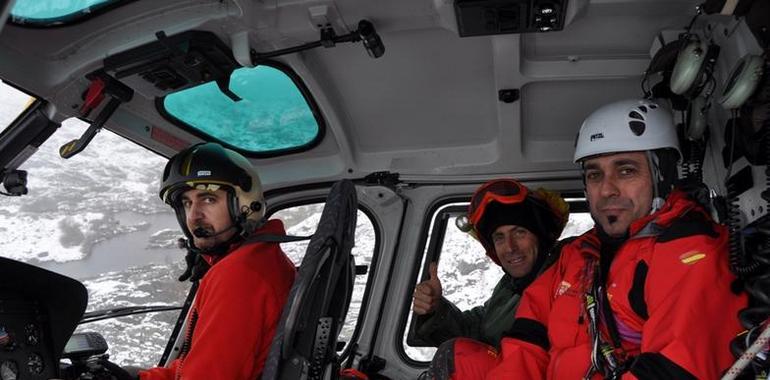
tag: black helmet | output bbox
[160,143,265,243]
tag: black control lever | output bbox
[59,73,133,159]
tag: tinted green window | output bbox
[162,65,321,154]
[11,0,121,23]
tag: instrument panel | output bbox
[0,293,56,380]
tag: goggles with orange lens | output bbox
[467,179,529,227]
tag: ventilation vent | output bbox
[629,121,646,136]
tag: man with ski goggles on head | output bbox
[415,179,569,378]
[439,99,747,380]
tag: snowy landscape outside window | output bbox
[403,202,595,361]
[0,81,362,367]
[0,112,189,366]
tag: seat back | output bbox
[262,179,358,380]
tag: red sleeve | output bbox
[485,262,558,378]
[139,359,180,380]
[626,228,747,379]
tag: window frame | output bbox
[155,60,326,158]
[399,195,466,366]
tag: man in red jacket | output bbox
[134,142,296,380]
[443,99,747,379]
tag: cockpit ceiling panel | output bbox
[315,28,499,154]
[521,77,641,163]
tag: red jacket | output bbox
[140,219,296,380]
[487,190,747,379]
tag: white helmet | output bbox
[573,99,681,163]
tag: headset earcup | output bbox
[671,40,708,95]
[649,39,688,74]
[719,54,765,109]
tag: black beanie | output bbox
[476,201,557,253]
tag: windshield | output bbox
[0,117,186,365]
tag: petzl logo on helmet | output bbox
[589,133,604,141]
[196,170,212,177]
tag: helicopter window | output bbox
[160,64,323,156]
[404,202,594,361]
[271,202,377,357]
[9,0,132,26]
[0,80,36,134]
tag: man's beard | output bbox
[596,197,633,226]
[192,224,216,238]
[190,223,237,250]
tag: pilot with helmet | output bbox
[133,142,296,380]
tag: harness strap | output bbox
[582,256,632,380]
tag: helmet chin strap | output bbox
[646,151,667,213]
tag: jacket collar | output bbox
[578,189,703,255]
[202,219,286,265]
[627,189,698,238]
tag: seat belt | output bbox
[244,234,313,244]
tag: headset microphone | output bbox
[193,224,237,239]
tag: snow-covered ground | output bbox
[0,113,169,265]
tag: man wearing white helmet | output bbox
[132,142,296,380]
[449,99,747,379]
